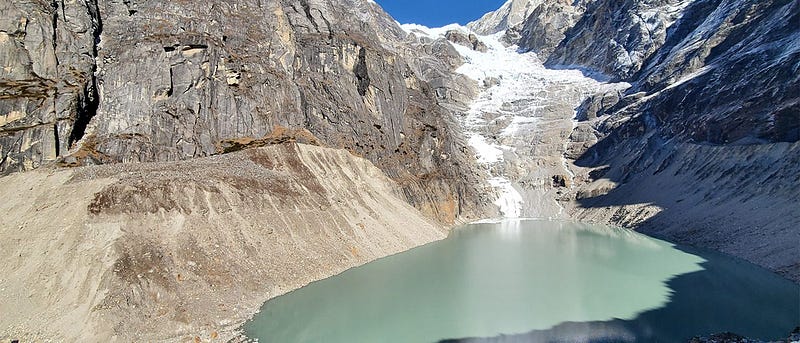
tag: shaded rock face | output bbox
[0,0,492,223]
[631,0,800,144]
[517,0,799,146]
[544,0,693,80]
[568,0,799,150]
[510,0,800,169]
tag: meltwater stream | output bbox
[244,220,800,342]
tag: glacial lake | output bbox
[244,220,800,342]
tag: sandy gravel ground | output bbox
[0,144,447,342]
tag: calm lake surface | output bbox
[244,220,800,342]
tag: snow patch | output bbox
[400,23,471,38]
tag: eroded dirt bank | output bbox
[0,143,447,342]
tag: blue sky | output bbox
[374,0,507,27]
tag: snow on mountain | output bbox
[467,0,542,35]
[407,24,628,218]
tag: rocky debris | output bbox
[215,125,321,154]
[575,89,624,121]
[444,30,488,52]
[688,333,759,343]
[566,123,599,160]
[551,174,570,188]
[0,143,448,342]
[688,328,800,343]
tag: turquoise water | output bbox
[244,220,800,342]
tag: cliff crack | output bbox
[298,0,320,33]
[53,122,60,156]
[353,47,370,97]
[50,0,59,67]
[68,0,103,147]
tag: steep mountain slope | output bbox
[406,25,630,219]
[0,143,447,342]
[510,0,800,280]
[0,0,493,223]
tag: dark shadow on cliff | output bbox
[437,245,800,343]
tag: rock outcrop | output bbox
[444,30,488,53]
[0,0,494,223]
[0,143,447,342]
[513,0,589,59]
[544,0,694,80]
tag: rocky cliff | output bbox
[0,0,493,224]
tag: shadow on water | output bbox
[438,245,800,343]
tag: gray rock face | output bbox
[544,0,692,80]
[0,0,492,223]
[522,0,798,145]
[0,0,101,172]
[631,0,800,144]
[514,0,589,59]
[510,0,799,152]
[574,0,799,146]
[444,30,488,52]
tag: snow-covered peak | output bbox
[467,0,542,35]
